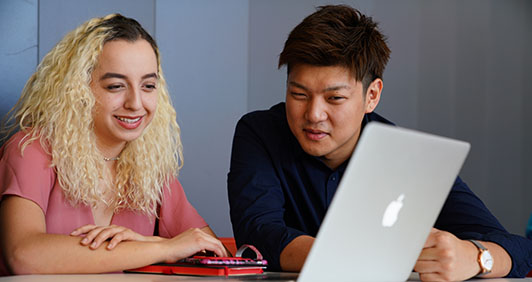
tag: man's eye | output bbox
[290,92,306,98]
[329,96,345,101]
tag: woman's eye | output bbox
[144,84,157,90]
[106,84,123,90]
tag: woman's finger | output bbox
[89,225,127,249]
[107,231,130,249]
[70,224,98,236]
[80,225,109,246]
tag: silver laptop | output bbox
[298,122,470,282]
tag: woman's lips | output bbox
[115,115,143,129]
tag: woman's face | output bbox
[90,39,158,153]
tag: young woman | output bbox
[0,14,228,275]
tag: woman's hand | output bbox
[70,224,162,250]
[161,228,230,263]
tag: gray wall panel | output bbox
[372,0,419,128]
[156,0,248,237]
[525,0,532,234]
[39,0,155,62]
[481,0,527,235]
[0,0,38,133]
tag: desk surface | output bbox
[0,272,531,282]
[2,273,297,282]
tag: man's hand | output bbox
[414,228,480,281]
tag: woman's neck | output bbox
[96,140,126,161]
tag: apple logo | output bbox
[382,194,405,227]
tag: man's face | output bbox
[285,64,381,169]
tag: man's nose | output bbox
[305,98,327,123]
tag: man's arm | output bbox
[433,177,532,277]
[280,235,314,271]
[228,115,307,270]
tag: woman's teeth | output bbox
[116,116,141,123]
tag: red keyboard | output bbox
[181,256,268,266]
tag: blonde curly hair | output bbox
[1,14,182,216]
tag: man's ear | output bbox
[365,78,383,113]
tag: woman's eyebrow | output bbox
[99,72,126,81]
[99,72,158,81]
[142,73,158,79]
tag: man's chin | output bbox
[301,145,329,158]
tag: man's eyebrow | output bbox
[288,81,309,91]
[288,81,350,92]
[323,84,350,92]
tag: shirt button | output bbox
[331,176,336,181]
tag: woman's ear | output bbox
[364,78,383,113]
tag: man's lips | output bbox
[304,128,328,141]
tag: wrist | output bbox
[146,235,165,242]
[150,239,171,263]
[468,240,494,277]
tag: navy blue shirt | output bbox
[227,102,532,276]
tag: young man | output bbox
[227,5,532,280]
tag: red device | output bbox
[125,244,267,277]
[125,261,265,276]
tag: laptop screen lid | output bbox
[298,122,470,282]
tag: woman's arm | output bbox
[72,223,232,257]
[70,224,165,250]
[0,196,226,274]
